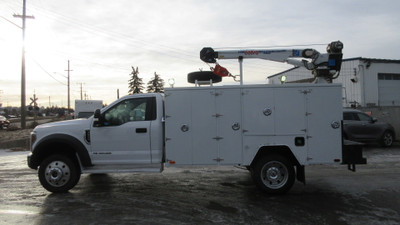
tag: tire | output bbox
[252,154,295,194]
[187,71,222,84]
[38,154,81,193]
[380,131,394,147]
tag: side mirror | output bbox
[94,109,101,119]
[93,109,103,127]
[371,117,378,123]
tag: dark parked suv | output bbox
[343,109,395,147]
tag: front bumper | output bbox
[27,153,37,169]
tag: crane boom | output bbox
[201,49,315,63]
[200,41,343,83]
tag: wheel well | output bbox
[250,146,300,168]
[33,142,79,168]
[250,145,305,184]
[30,134,92,169]
[383,130,394,137]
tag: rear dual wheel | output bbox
[252,155,295,194]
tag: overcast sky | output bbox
[1,0,399,107]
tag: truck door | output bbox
[90,97,155,164]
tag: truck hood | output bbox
[34,119,91,135]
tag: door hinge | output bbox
[212,114,223,118]
[213,136,224,141]
[213,158,224,162]
[300,89,312,94]
[211,91,222,96]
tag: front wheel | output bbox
[252,155,295,194]
[381,131,394,147]
[38,154,81,193]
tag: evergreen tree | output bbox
[146,72,165,93]
[128,66,144,94]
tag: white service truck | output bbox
[74,100,103,119]
[27,41,366,194]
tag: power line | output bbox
[28,55,67,85]
[26,3,200,62]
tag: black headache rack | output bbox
[342,139,367,172]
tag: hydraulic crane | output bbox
[199,41,343,84]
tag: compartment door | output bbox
[215,89,242,164]
[306,86,342,164]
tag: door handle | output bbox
[136,128,147,133]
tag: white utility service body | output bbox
[165,84,342,167]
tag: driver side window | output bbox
[103,98,148,126]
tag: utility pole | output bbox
[77,82,85,100]
[0,90,3,107]
[13,0,35,129]
[65,60,72,114]
[80,83,83,100]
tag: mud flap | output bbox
[296,165,305,185]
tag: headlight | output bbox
[30,132,37,151]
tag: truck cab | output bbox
[28,93,165,192]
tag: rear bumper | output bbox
[342,139,367,171]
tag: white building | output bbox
[268,58,400,107]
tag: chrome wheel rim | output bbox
[44,161,71,187]
[260,161,288,189]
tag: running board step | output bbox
[82,163,163,174]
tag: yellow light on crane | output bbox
[280,75,287,84]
